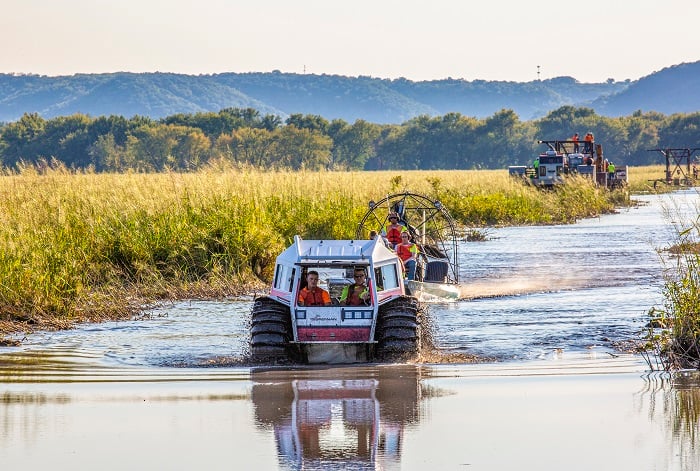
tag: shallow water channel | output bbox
[2,191,700,470]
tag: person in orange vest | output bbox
[584,132,594,153]
[571,133,580,153]
[396,232,419,280]
[381,212,406,248]
[339,268,370,306]
[298,270,331,306]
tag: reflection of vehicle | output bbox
[509,140,628,189]
[355,192,460,301]
[251,365,421,471]
[250,235,421,363]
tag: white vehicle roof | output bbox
[276,235,398,266]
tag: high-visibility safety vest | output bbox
[396,243,418,262]
[383,223,406,246]
[298,287,330,306]
[340,283,369,305]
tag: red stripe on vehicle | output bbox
[297,327,372,342]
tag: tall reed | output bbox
[645,200,700,370]
[0,165,628,330]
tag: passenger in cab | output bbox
[396,232,419,280]
[298,270,331,306]
[340,268,371,306]
[381,212,405,248]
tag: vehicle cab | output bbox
[537,149,566,186]
[267,236,406,361]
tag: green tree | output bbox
[127,124,178,171]
[260,114,283,131]
[89,133,133,171]
[271,125,333,169]
[331,119,380,169]
[659,113,700,149]
[285,114,330,134]
[172,128,211,169]
[223,127,276,166]
[0,112,47,166]
[42,114,93,167]
[536,106,597,139]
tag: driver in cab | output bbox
[298,270,331,306]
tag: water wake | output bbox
[458,272,591,300]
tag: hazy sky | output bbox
[2,0,698,83]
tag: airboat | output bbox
[356,192,460,301]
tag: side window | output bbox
[376,264,399,292]
[273,264,282,289]
[273,265,296,293]
[374,268,384,291]
[288,268,296,292]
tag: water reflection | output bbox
[251,365,425,470]
[672,372,700,447]
[2,357,700,470]
[638,371,700,470]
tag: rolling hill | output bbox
[1,60,699,124]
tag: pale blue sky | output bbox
[2,0,698,83]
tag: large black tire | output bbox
[375,295,420,361]
[250,296,293,362]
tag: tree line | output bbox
[0,106,699,172]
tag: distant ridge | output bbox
[592,61,700,116]
[1,60,699,123]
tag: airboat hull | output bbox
[405,280,460,302]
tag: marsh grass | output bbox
[644,247,700,370]
[0,164,628,336]
[644,196,700,370]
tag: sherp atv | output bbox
[250,192,461,364]
[250,235,421,363]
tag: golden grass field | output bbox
[0,164,683,338]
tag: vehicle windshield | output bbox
[310,266,352,288]
[299,265,369,305]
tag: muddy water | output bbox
[2,191,700,470]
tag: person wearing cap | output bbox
[298,270,331,306]
[381,212,406,248]
[339,268,370,306]
[584,132,594,153]
[396,232,419,280]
